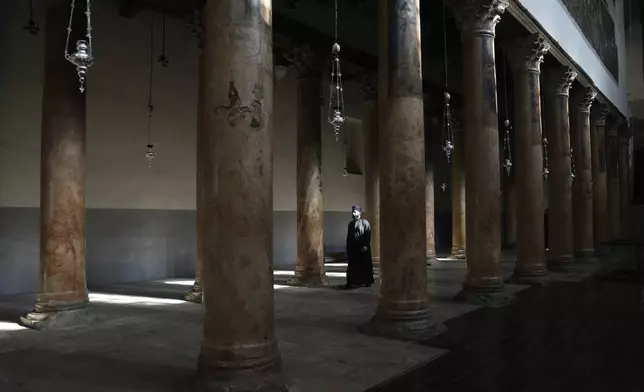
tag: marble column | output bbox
[606,125,621,240]
[618,128,631,238]
[361,74,380,265]
[288,46,326,287]
[570,88,597,260]
[503,34,550,282]
[425,103,437,263]
[543,66,576,271]
[590,106,609,253]
[503,178,517,249]
[447,0,509,303]
[362,0,440,340]
[450,124,466,259]
[20,0,89,330]
[185,32,205,304]
[196,1,286,391]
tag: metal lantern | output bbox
[64,0,94,93]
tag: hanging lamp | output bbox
[501,57,513,176]
[158,12,169,67]
[24,0,40,35]
[440,0,453,192]
[64,0,94,93]
[145,13,157,168]
[570,148,575,178]
[327,0,346,142]
[542,137,549,180]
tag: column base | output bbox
[19,301,92,331]
[547,255,575,272]
[360,307,446,342]
[455,286,514,308]
[449,247,466,260]
[285,274,329,288]
[195,364,288,392]
[426,251,436,265]
[507,274,551,286]
[184,283,203,304]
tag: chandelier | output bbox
[64,0,94,93]
[440,0,453,192]
[327,0,345,142]
[501,57,513,176]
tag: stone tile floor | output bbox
[0,255,617,392]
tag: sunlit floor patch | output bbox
[325,262,348,267]
[89,293,185,305]
[0,321,26,331]
[273,270,346,277]
[161,279,294,291]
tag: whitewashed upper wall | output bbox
[517,0,630,116]
[0,0,366,211]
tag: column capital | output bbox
[503,34,550,73]
[357,73,377,101]
[574,88,597,113]
[593,106,610,126]
[544,66,577,96]
[283,45,322,79]
[446,0,509,36]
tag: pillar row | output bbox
[503,33,550,281]
[450,123,466,259]
[196,1,287,390]
[361,74,380,266]
[570,88,597,260]
[21,0,89,330]
[447,0,509,302]
[543,66,576,271]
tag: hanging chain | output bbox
[158,12,169,67]
[440,0,452,192]
[327,0,345,141]
[64,0,94,92]
[502,57,513,176]
[24,0,40,35]
[145,13,156,168]
[570,148,575,178]
[543,137,549,180]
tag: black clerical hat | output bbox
[352,205,362,212]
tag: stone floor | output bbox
[0,254,619,392]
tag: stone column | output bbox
[20,0,89,330]
[503,178,517,249]
[590,106,609,253]
[185,32,205,304]
[287,46,326,287]
[543,66,576,271]
[606,125,620,240]
[361,74,380,265]
[570,88,597,260]
[362,0,440,340]
[450,124,466,259]
[196,1,286,390]
[447,0,509,303]
[503,34,550,282]
[618,127,631,238]
[424,102,437,263]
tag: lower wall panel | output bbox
[0,208,352,295]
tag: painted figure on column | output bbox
[344,206,374,289]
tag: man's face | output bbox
[352,210,361,220]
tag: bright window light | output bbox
[89,293,185,305]
[0,322,26,331]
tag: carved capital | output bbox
[283,45,322,79]
[576,89,597,113]
[357,73,377,101]
[503,34,550,73]
[594,106,609,126]
[446,0,509,36]
[545,66,577,96]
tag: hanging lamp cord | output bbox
[442,0,449,91]
[147,13,155,145]
[334,0,339,42]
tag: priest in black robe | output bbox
[344,205,375,289]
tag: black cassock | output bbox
[345,218,375,287]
